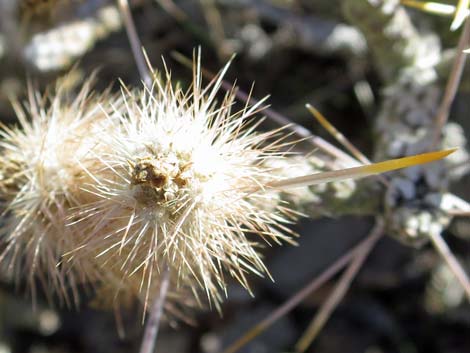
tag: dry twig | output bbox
[295,220,384,352]
[220,224,384,353]
[433,16,470,146]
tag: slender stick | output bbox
[295,220,384,352]
[306,104,370,165]
[424,10,470,299]
[117,0,152,86]
[433,16,470,146]
[220,224,383,353]
[139,264,171,353]
[429,232,470,301]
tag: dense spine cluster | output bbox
[0,62,296,311]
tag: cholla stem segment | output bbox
[66,56,299,311]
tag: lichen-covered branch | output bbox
[343,0,441,82]
[342,0,468,245]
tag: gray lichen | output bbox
[343,0,468,245]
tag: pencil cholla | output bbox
[0,76,113,305]
[70,61,297,309]
[0,60,297,311]
[0,57,450,314]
